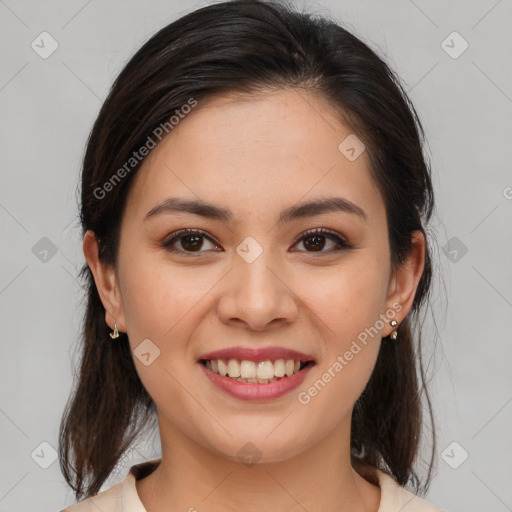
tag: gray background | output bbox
[1,0,511,511]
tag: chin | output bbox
[199,427,311,466]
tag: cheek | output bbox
[119,250,207,341]
[118,250,223,397]
[292,254,388,406]
[298,253,390,339]
[117,255,205,408]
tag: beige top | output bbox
[60,458,444,512]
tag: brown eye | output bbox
[302,234,327,251]
[293,228,352,254]
[178,233,204,251]
[162,229,220,254]
[161,227,352,257]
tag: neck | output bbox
[135,416,380,512]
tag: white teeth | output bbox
[204,357,308,382]
[240,360,256,379]
[218,359,228,376]
[274,359,286,377]
[256,360,274,380]
[227,359,241,378]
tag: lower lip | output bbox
[199,362,314,402]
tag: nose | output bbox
[216,253,299,331]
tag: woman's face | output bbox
[97,88,417,463]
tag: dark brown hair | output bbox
[59,0,438,501]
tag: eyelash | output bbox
[161,227,353,256]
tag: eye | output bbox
[292,227,353,254]
[161,227,353,256]
[162,229,220,255]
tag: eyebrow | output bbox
[144,196,367,224]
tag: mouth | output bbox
[199,358,316,384]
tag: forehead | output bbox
[123,88,384,226]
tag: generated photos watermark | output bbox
[297,302,403,405]
[93,97,198,200]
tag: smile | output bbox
[198,357,316,402]
[200,358,313,383]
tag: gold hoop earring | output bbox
[109,321,119,339]
[390,319,398,340]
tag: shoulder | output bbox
[358,464,444,512]
[377,470,443,511]
[59,478,126,512]
[60,459,160,512]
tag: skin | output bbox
[83,87,425,512]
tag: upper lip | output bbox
[198,346,316,363]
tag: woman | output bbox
[59,0,443,510]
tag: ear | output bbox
[383,230,425,337]
[82,230,127,333]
